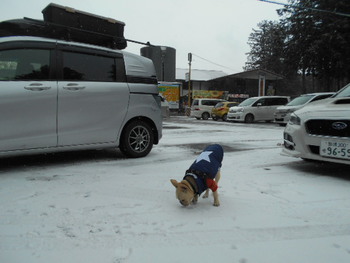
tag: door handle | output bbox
[24,83,51,91]
[63,83,86,91]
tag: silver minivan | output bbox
[0,36,162,158]
[227,96,289,123]
[274,92,335,125]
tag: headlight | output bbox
[289,113,301,125]
[237,108,244,112]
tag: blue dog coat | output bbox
[184,144,224,195]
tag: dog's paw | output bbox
[202,193,209,199]
[213,201,220,207]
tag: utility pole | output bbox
[188,52,192,108]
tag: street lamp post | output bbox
[188,52,192,108]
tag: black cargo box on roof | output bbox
[42,3,126,44]
[0,3,127,50]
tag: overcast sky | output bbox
[1,0,289,74]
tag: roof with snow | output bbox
[176,68,227,81]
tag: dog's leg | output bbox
[215,170,221,184]
[192,194,198,204]
[213,191,220,206]
[213,171,221,206]
[203,170,221,200]
[203,189,209,199]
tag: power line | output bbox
[258,0,350,18]
[191,53,238,72]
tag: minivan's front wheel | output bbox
[244,114,254,123]
[120,120,154,158]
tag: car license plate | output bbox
[320,140,350,160]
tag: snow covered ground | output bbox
[1,116,350,263]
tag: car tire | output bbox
[244,114,254,123]
[120,120,153,158]
[222,114,228,121]
[202,112,210,120]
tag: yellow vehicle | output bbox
[211,101,239,121]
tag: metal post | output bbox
[258,74,266,96]
[188,52,192,107]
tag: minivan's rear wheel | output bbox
[120,120,153,158]
[244,114,254,123]
[202,112,210,120]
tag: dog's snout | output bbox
[180,200,189,206]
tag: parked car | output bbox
[274,92,335,126]
[190,98,226,120]
[211,101,239,121]
[282,83,350,165]
[0,36,162,158]
[227,96,290,123]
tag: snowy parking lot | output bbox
[1,116,350,263]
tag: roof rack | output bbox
[0,3,127,50]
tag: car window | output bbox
[253,98,266,106]
[334,83,350,97]
[214,102,225,108]
[0,49,50,80]
[192,100,199,106]
[287,95,313,106]
[63,51,116,81]
[239,97,255,107]
[311,94,333,102]
[202,100,217,106]
[267,98,288,106]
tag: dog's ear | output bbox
[170,179,179,188]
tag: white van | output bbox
[227,96,289,123]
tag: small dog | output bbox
[170,144,223,207]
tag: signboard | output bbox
[192,90,226,99]
[158,82,181,109]
[228,94,249,99]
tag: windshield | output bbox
[286,95,313,106]
[214,102,225,108]
[238,98,256,107]
[334,83,350,98]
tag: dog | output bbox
[170,144,223,207]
